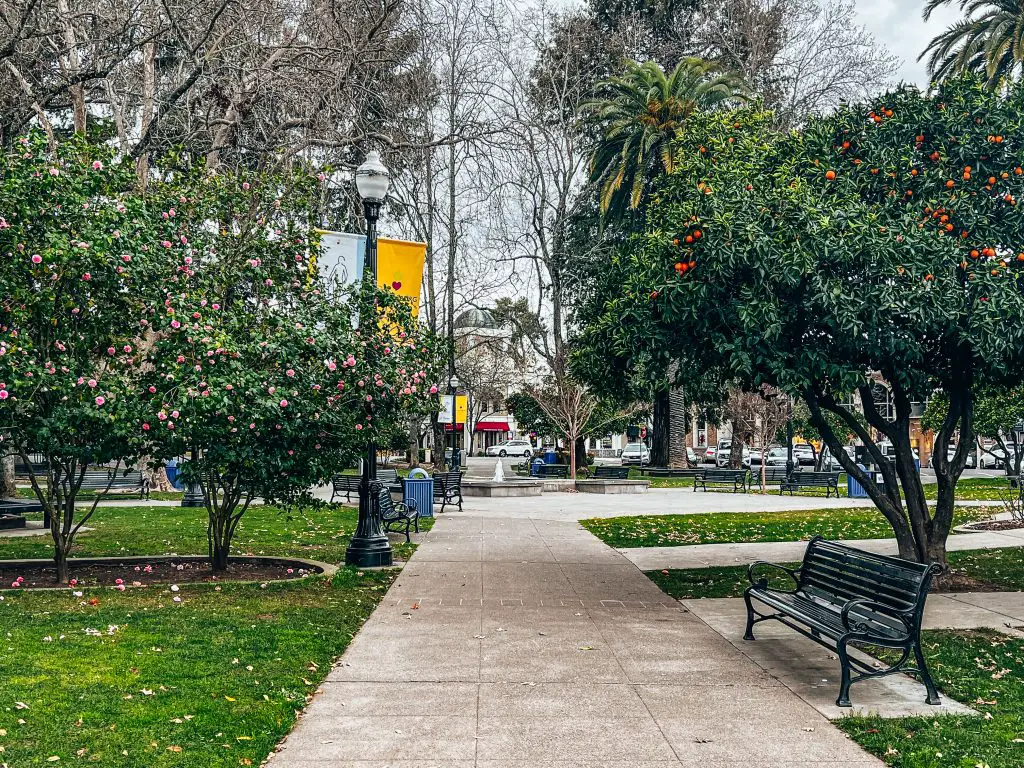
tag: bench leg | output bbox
[330,490,337,504]
[836,639,853,707]
[912,641,941,705]
[742,591,757,641]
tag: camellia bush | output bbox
[0,133,176,582]
[575,76,1024,566]
[139,171,443,570]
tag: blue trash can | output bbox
[165,459,184,491]
[847,470,869,498]
[530,458,544,476]
[544,449,557,464]
[403,471,434,518]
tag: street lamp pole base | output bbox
[345,536,393,568]
[181,481,205,508]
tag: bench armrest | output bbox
[747,561,800,591]
[840,597,914,638]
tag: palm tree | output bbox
[920,0,1024,86]
[587,58,745,221]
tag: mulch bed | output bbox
[0,558,321,590]
[960,519,1024,532]
[933,570,1003,593]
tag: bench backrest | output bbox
[333,474,361,488]
[793,471,840,481]
[537,464,569,478]
[377,468,399,484]
[647,467,703,477]
[594,466,629,479]
[435,470,462,488]
[377,484,397,515]
[798,537,939,630]
[81,471,142,487]
[705,468,746,479]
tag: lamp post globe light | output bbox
[345,149,394,569]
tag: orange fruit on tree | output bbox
[825,170,836,180]
[946,180,955,188]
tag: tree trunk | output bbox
[667,371,689,468]
[651,387,670,466]
[0,455,15,498]
[53,538,69,585]
[575,435,587,473]
[568,437,577,479]
[408,418,421,468]
[729,421,744,469]
[430,414,446,471]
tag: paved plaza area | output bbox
[263,488,1024,767]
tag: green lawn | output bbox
[582,506,993,549]
[0,503,429,564]
[839,629,1024,768]
[647,547,1024,600]
[0,501,431,766]
[923,476,1017,501]
[17,487,185,502]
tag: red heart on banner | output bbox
[391,281,402,290]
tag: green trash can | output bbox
[403,469,434,518]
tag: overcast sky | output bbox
[852,0,963,87]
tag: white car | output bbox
[620,443,651,466]
[486,439,533,458]
[715,440,751,468]
[979,444,1017,469]
[703,446,717,464]
[928,445,976,469]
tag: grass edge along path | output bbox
[582,506,993,550]
[838,629,1024,768]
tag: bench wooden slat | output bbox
[593,466,630,480]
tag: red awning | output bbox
[475,420,511,432]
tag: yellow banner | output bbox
[377,237,426,318]
[455,395,468,425]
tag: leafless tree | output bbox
[726,386,790,490]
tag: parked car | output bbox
[793,443,817,466]
[979,443,1017,469]
[620,443,651,466]
[876,443,921,464]
[485,439,533,458]
[715,440,751,468]
[686,447,699,466]
[764,446,790,467]
[749,446,781,467]
[703,446,717,464]
[820,445,856,471]
[927,444,976,469]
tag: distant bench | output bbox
[330,469,401,503]
[81,470,150,499]
[592,466,630,480]
[695,468,748,493]
[782,471,841,498]
[639,467,705,480]
[535,464,570,479]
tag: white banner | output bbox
[317,230,365,288]
[438,394,455,424]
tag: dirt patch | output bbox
[933,570,1003,593]
[0,557,323,590]
[960,519,1024,532]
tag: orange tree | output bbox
[573,76,1024,566]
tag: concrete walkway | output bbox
[268,512,896,767]
[621,528,1024,570]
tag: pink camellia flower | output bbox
[184,256,192,265]
[286,369,295,377]
[0,390,8,400]
[167,422,174,430]
[176,355,185,363]
[49,167,59,176]
[123,345,132,353]
[327,361,337,371]
[116,584,125,591]
[279,399,288,407]
[225,384,233,391]
[242,182,250,190]
[169,208,176,217]
[148,386,156,393]
[121,254,130,262]
[83,273,91,281]
[115,578,123,585]
[249,423,256,430]
[92,160,103,170]
[366,395,373,402]
[268,386,276,394]
[88,379,97,388]
[95,396,105,406]
[429,385,438,394]
[355,424,363,431]
[162,240,172,248]
[31,254,42,264]
[358,380,365,387]
[70,579,78,586]
[171,410,179,418]
[212,303,220,310]
[107,347,115,356]
[171,320,181,329]
[142,423,150,431]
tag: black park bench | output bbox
[330,475,361,503]
[377,485,419,542]
[756,467,790,489]
[694,468,748,493]
[81,470,150,499]
[535,464,570,479]
[432,470,463,513]
[592,466,630,479]
[781,471,842,498]
[743,537,942,707]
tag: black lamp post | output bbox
[345,150,393,569]
[181,450,204,507]
[786,396,795,475]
